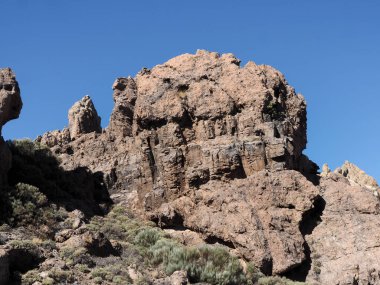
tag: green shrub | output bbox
[48,268,74,283]
[91,265,132,283]
[21,269,41,284]
[150,238,246,285]
[9,239,39,252]
[3,183,67,236]
[88,205,156,243]
[134,228,163,247]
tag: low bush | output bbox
[90,264,132,284]
[1,182,67,236]
[150,239,246,284]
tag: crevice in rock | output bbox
[146,137,158,183]
[177,84,189,92]
[152,210,186,230]
[204,235,236,249]
[138,117,168,131]
[176,108,193,130]
[226,156,247,180]
[283,195,326,281]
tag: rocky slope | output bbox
[1,51,380,284]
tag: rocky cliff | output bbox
[2,50,380,284]
[38,50,321,276]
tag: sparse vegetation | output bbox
[151,240,246,284]
[87,206,306,285]
[265,100,285,120]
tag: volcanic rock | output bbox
[68,95,101,139]
[37,128,71,148]
[335,161,379,192]
[305,170,380,285]
[39,50,321,275]
[0,68,22,185]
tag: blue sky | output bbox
[1,1,379,181]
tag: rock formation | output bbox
[37,95,101,147]
[68,95,101,139]
[0,68,22,185]
[25,50,380,284]
[305,169,380,284]
[38,50,320,275]
[335,161,380,193]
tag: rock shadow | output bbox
[5,140,112,218]
[283,195,326,281]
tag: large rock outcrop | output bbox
[0,68,22,185]
[39,50,320,275]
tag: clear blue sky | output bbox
[1,1,379,182]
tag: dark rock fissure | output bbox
[146,137,158,183]
[283,195,326,281]
[204,235,236,249]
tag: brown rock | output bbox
[0,68,22,185]
[0,68,22,130]
[151,170,318,275]
[37,128,71,148]
[40,51,318,274]
[109,77,137,136]
[68,95,101,139]
[335,161,379,192]
[306,172,380,285]
[60,230,116,257]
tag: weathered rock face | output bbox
[39,51,320,275]
[108,77,137,137]
[68,95,101,139]
[111,50,308,172]
[0,68,22,185]
[306,169,380,285]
